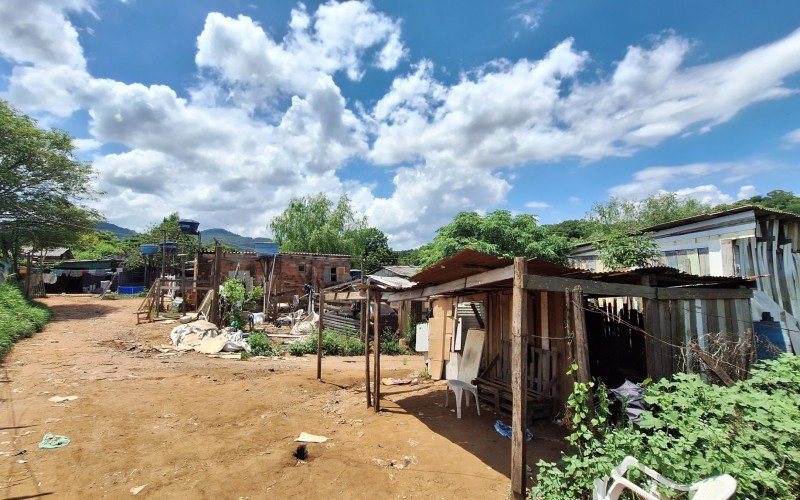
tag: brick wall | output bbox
[196,251,351,302]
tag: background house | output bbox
[570,206,800,355]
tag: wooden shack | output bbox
[319,249,756,497]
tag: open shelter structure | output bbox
[317,249,756,497]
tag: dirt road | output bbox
[1,296,565,499]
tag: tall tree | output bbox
[418,210,572,267]
[731,189,800,215]
[0,100,100,264]
[269,193,396,269]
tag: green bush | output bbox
[380,328,405,355]
[531,355,800,499]
[0,283,51,359]
[248,331,274,356]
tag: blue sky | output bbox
[1,1,799,247]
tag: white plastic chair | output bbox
[593,456,737,500]
[444,328,485,418]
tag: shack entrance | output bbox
[585,299,648,387]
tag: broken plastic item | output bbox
[493,420,533,442]
[130,485,147,495]
[48,395,79,403]
[294,432,329,443]
[39,433,70,449]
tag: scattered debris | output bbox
[17,459,28,464]
[169,320,251,354]
[381,378,411,386]
[48,395,79,403]
[372,456,417,470]
[493,420,533,442]
[39,433,70,449]
[295,432,329,443]
[130,485,147,495]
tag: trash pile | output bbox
[168,320,251,354]
[289,311,318,337]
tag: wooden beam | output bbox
[510,257,529,498]
[382,265,514,301]
[656,287,753,300]
[209,243,222,326]
[373,291,382,413]
[470,302,486,329]
[316,290,324,380]
[323,291,366,301]
[523,274,657,298]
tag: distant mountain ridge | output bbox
[96,223,269,251]
[201,228,272,251]
[97,222,136,238]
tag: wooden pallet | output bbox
[476,377,554,423]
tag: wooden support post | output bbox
[180,253,187,314]
[511,257,529,498]
[373,291,382,413]
[364,289,372,407]
[317,290,324,380]
[24,250,32,298]
[570,287,590,384]
[210,243,222,326]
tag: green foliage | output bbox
[244,285,264,310]
[404,318,418,353]
[531,355,800,499]
[545,219,598,242]
[594,230,660,270]
[287,330,365,356]
[269,193,397,270]
[380,328,406,355]
[0,100,101,261]
[248,331,274,357]
[729,189,800,216]
[0,282,51,359]
[588,194,710,233]
[118,213,213,269]
[220,278,246,304]
[396,248,423,266]
[418,210,572,266]
[73,230,126,260]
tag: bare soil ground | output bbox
[1,295,566,499]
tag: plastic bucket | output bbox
[160,242,178,253]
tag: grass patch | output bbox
[0,282,51,360]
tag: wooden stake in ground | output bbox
[373,290,381,412]
[364,288,372,407]
[317,290,324,380]
[510,257,529,498]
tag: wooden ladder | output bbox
[136,279,159,324]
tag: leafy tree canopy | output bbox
[269,193,396,270]
[728,189,800,215]
[0,100,101,262]
[588,193,710,234]
[418,210,572,267]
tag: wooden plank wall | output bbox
[480,290,569,408]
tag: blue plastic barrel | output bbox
[254,242,279,258]
[754,313,787,359]
[139,244,158,255]
[160,242,178,253]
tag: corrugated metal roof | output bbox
[21,246,70,258]
[640,205,800,233]
[406,249,753,292]
[200,251,351,258]
[368,274,415,289]
[381,265,421,278]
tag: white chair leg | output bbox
[464,390,470,407]
[454,386,463,418]
[472,389,480,415]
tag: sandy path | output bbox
[1,295,565,499]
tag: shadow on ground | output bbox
[43,302,118,322]
[388,385,568,479]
